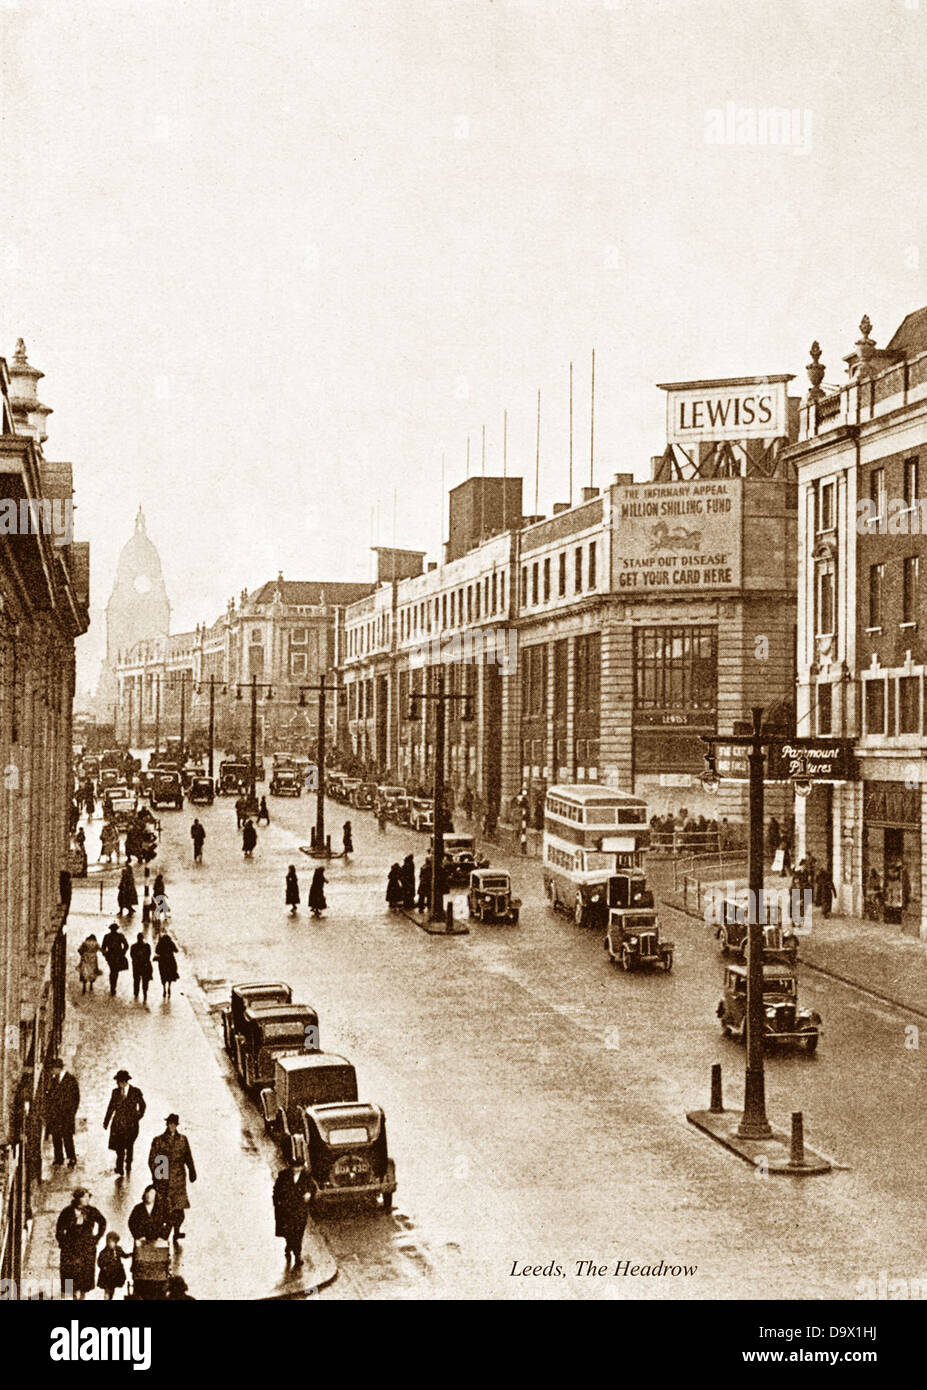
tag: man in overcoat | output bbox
[103,1069,147,1176]
[45,1058,80,1167]
[272,1154,313,1264]
[148,1113,197,1241]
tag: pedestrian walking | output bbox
[285,865,300,915]
[234,796,246,830]
[101,922,130,997]
[154,930,179,998]
[272,1153,313,1265]
[190,817,206,864]
[813,864,837,919]
[103,1071,146,1176]
[377,807,387,834]
[117,864,138,917]
[55,1188,106,1300]
[100,820,119,863]
[242,818,257,858]
[766,816,781,861]
[148,1114,197,1243]
[417,856,432,913]
[257,795,270,826]
[130,932,153,1003]
[308,866,327,919]
[401,854,416,910]
[77,934,102,994]
[45,1058,80,1167]
[342,820,353,859]
[386,863,403,911]
[84,785,95,819]
[97,1232,130,1300]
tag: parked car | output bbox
[340,778,361,805]
[137,768,154,798]
[181,763,207,791]
[716,893,799,964]
[409,798,434,833]
[228,1000,320,1091]
[353,782,377,810]
[222,982,293,1054]
[149,769,183,810]
[717,963,821,1053]
[467,869,520,924]
[270,767,302,797]
[436,833,488,886]
[99,767,120,794]
[110,788,139,831]
[326,772,347,801]
[217,760,250,795]
[295,1102,396,1214]
[187,775,215,805]
[376,785,406,819]
[260,1052,357,1150]
[391,794,413,827]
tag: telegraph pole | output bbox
[154,675,160,754]
[299,679,342,856]
[237,676,273,805]
[410,669,472,921]
[208,677,216,779]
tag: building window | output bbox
[633,626,718,711]
[290,651,307,677]
[291,628,308,645]
[905,457,919,514]
[574,546,583,593]
[558,552,566,596]
[530,562,538,606]
[474,584,481,621]
[903,556,919,624]
[870,466,886,529]
[865,679,885,735]
[543,557,551,601]
[817,481,835,533]
[868,564,884,628]
[499,574,505,612]
[816,569,835,635]
[521,567,528,607]
[817,682,832,735]
[900,676,920,734]
[588,541,597,589]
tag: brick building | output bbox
[0,341,90,1283]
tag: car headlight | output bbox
[590,893,601,903]
[629,936,638,945]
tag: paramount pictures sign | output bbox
[614,479,742,593]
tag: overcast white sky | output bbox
[1,0,924,691]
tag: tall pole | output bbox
[154,676,160,753]
[534,389,541,517]
[208,677,215,779]
[502,409,508,531]
[737,706,772,1139]
[249,675,257,804]
[316,686,326,850]
[569,360,574,507]
[127,681,133,749]
[179,672,186,756]
[589,346,595,490]
[430,667,447,922]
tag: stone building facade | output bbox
[0,342,90,1283]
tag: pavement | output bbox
[662,865,927,1019]
[23,868,337,1301]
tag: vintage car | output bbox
[137,768,154,797]
[436,833,489,886]
[270,767,302,797]
[325,772,346,800]
[353,782,377,809]
[467,869,521,924]
[109,787,139,831]
[716,893,799,964]
[181,763,207,791]
[390,794,412,827]
[228,999,320,1091]
[79,754,101,783]
[260,1052,358,1149]
[222,982,293,1054]
[717,963,821,1053]
[217,760,251,795]
[98,767,120,794]
[605,909,673,971]
[187,775,215,805]
[339,777,361,805]
[375,785,406,819]
[294,1101,396,1214]
[149,769,183,809]
[409,798,434,833]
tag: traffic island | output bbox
[686,1065,832,1176]
[401,902,470,936]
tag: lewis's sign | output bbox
[659,375,792,444]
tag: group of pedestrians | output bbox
[49,1061,197,1299]
[284,864,327,918]
[78,921,179,1002]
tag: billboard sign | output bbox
[661,376,790,444]
[614,479,742,593]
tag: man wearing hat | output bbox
[102,1070,147,1176]
[148,1114,197,1242]
[45,1058,80,1167]
[272,1152,313,1266]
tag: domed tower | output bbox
[96,508,171,712]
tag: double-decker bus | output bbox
[542,784,650,927]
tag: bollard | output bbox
[790,1111,805,1166]
[445,901,454,934]
[99,877,104,912]
[709,1063,723,1113]
[325,834,331,855]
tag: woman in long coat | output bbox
[386,863,404,911]
[308,867,327,918]
[100,820,119,863]
[117,864,138,916]
[77,935,102,994]
[285,866,300,915]
[242,819,258,858]
[128,1184,170,1243]
[154,932,179,999]
[55,1188,107,1299]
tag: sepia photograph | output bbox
[0,0,924,1361]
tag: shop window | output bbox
[865,679,885,735]
[868,564,884,628]
[899,676,920,735]
[817,683,832,735]
[902,556,919,624]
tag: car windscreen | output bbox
[765,979,796,995]
[260,1021,310,1040]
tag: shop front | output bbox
[863,780,921,935]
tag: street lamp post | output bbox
[299,680,343,855]
[410,669,472,922]
[154,674,160,754]
[237,676,273,804]
[195,675,222,779]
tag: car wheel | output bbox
[620,946,632,972]
[382,1190,393,1213]
[574,894,586,927]
[804,1033,819,1055]
[663,950,673,973]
